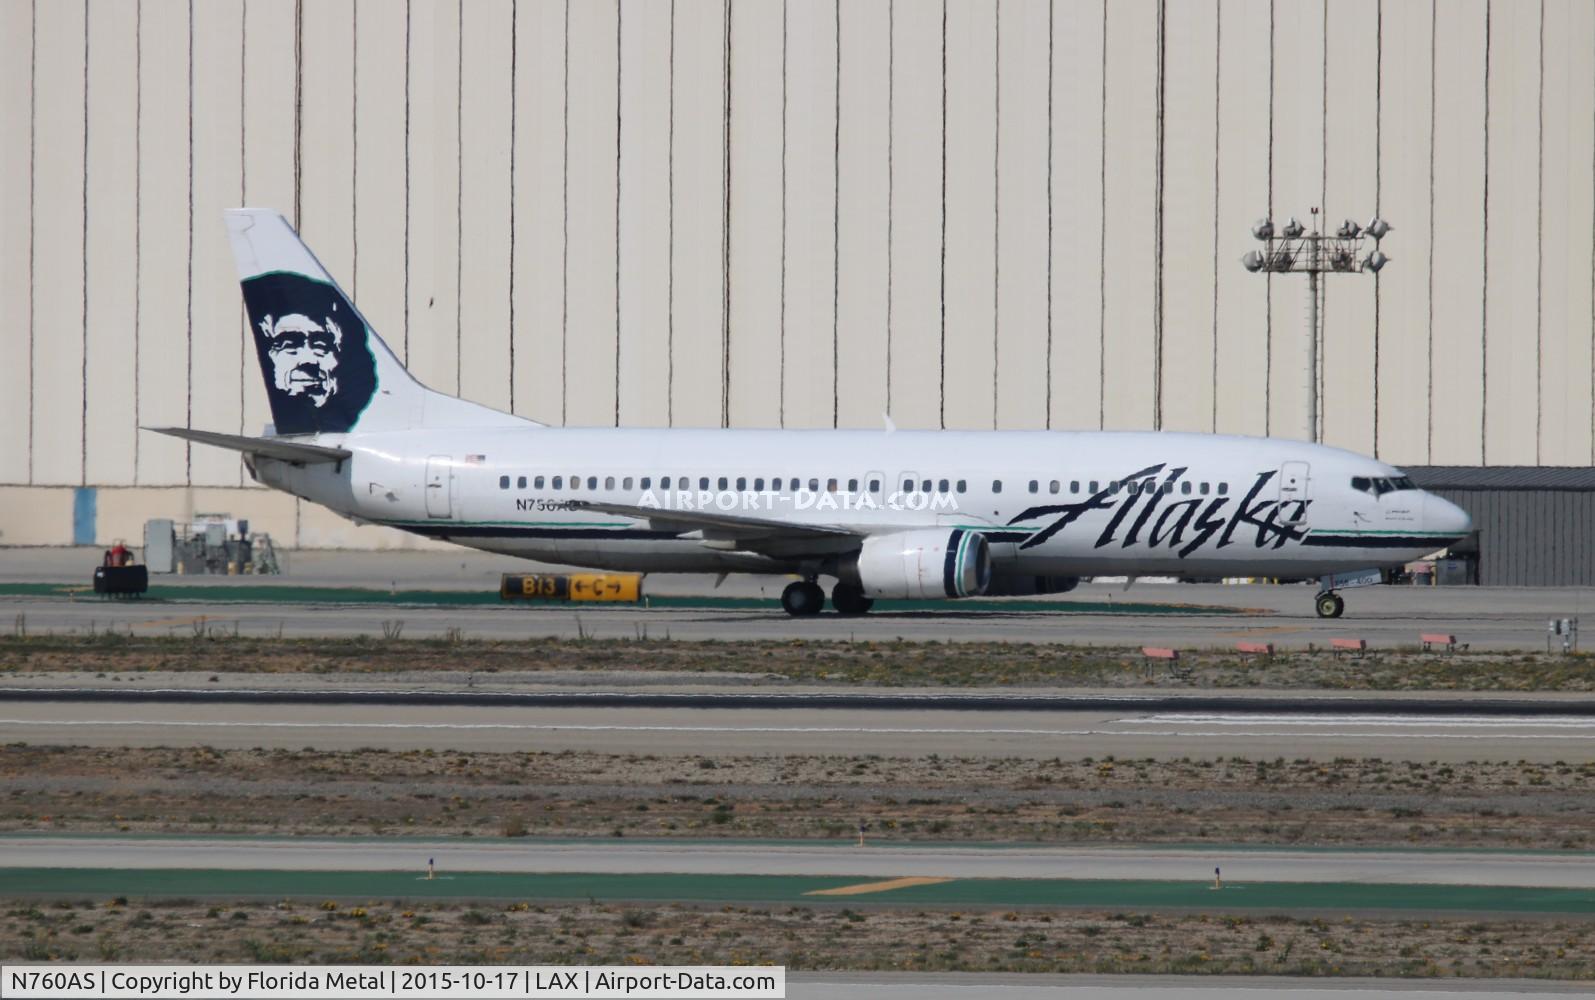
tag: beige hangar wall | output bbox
[1,0,1592,550]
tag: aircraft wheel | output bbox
[831,582,875,615]
[1315,592,1345,619]
[781,580,826,617]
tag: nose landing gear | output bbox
[1315,591,1345,619]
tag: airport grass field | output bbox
[4,632,1595,690]
[6,893,1594,978]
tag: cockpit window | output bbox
[1354,474,1417,497]
[1351,476,1371,494]
[1392,475,1415,491]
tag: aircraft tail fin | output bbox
[224,208,538,436]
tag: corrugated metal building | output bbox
[1405,467,1595,586]
[2,0,1593,550]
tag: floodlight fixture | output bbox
[1239,207,1392,443]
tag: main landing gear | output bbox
[830,582,874,616]
[779,579,876,616]
[781,579,825,616]
[1315,591,1346,619]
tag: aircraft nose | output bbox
[1424,493,1473,541]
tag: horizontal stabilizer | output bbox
[143,427,352,464]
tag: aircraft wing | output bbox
[144,427,353,465]
[570,499,860,548]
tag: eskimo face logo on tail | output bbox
[242,272,377,435]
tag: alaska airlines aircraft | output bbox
[152,210,1472,618]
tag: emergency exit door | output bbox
[425,456,454,519]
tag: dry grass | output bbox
[7,746,1594,849]
[5,896,1593,978]
[3,633,1595,690]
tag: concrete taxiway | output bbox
[4,547,1593,650]
[6,699,1594,761]
[9,837,1595,888]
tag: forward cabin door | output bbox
[1277,461,1310,524]
[425,456,454,518]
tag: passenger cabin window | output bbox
[1070,480,1080,494]
[992,480,1003,493]
[622,477,633,490]
[1218,482,1229,495]
[754,478,765,491]
[828,478,839,492]
[499,475,510,489]
[699,477,710,490]
[956,479,966,493]
[552,476,563,489]
[1089,481,1099,493]
[1180,481,1191,494]
[871,478,883,492]
[535,476,545,489]
[1199,482,1209,495]
[902,479,913,493]
[809,478,820,492]
[736,477,747,490]
[938,479,949,493]
[1049,480,1060,494]
[587,476,598,490]
[848,478,859,492]
[605,476,615,490]
[1028,480,1039,493]
[659,476,671,489]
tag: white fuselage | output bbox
[252,427,1472,583]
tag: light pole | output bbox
[1242,208,1390,443]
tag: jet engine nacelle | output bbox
[984,573,1080,597]
[847,528,992,599]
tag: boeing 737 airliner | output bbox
[151,210,1472,618]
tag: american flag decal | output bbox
[465,454,486,465]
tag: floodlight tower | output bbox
[1241,208,1390,443]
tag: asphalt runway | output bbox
[10,838,1594,888]
[6,700,1595,761]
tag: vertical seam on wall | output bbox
[185,0,194,482]
[293,0,302,227]
[614,0,622,427]
[664,0,674,427]
[1480,0,1491,464]
[1044,0,1053,430]
[80,0,90,486]
[27,0,35,484]
[830,0,840,429]
[1264,0,1274,437]
[133,0,141,481]
[1425,0,1436,462]
[454,0,463,398]
[1153,0,1166,433]
[351,0,358,299]
[1372,0,1383,456]
[1096,0,1106,431]
[883,0,892,420]
[403,0,411,365]
[571,0,577,427]
[238,0,247,463]
[722,0,733,429]
[1209,0,1221,434]
[988,0,1001,430]
[1591,1,1594,466]
[1319,0,1329,444]
[780,0,788,428]
[1534,0,1544,463]
[938,0,947,429]
[508,0,518,413]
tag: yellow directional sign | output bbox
[500,572,642,603]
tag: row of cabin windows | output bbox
[497,474,1231,497]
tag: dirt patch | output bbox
[3,633,1595,690]
[6,746,1593,849]
[4,897,1591,977]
